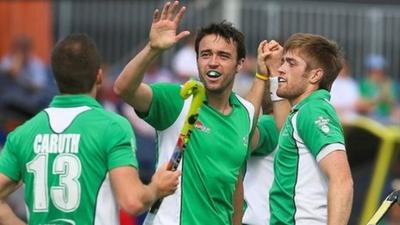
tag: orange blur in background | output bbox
[0,1,52,63]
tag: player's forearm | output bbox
[142,182,164,209]
[246,77,267,119]
[232,173,244,225]
[327,176,353,225]
[114,43,162,101]
[119,183,158,216]
[0,200,25,225]
[133,183,159,215]
[246,78,267,152]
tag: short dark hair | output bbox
[51,33,101,94]
[284,33,343,91]
[194,21,246,61]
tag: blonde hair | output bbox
[284,33,343,91]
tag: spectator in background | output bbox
[359,54,399,124]
[0,35,52,223]
[330,58,361,123]
[145,59,176,84]
[171,35,198,82]
[96,63,121,112]
[0,35,50,118]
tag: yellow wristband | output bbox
[255,73,269,81]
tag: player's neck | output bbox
[290,87,317,106]
[206,90,232,115]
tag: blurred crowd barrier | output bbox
[45,0,400,81]
[343,117,400,225]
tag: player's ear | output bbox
[96,68,103,86]
[309,68,323,84]
[236,58,245,73]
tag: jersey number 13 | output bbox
[26,153,82,212]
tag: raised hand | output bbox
[256,40,270,76]
[264,40,283,76]
[149,1,191,51]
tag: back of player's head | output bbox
[284,33,343,91]
[51,33,100,94]
[194,21,246,61]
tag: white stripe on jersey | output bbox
[94,174,119,225]
[243,151,275,225]
[236,95,255,131]
[146,96,192,225]
[291,112,328,225]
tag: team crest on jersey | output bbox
[315,116,330,133]
[194,120,210,133]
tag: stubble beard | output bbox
[205,75,235,95]
[277,83,306,102]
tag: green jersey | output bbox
[243,115,279,225]
[0,95,138,225]
[270,90,345,225]
[139,83,255,225]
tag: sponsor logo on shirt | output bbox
[315,116,330,133]
[194,120,210,133]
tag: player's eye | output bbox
[200,52,211,58]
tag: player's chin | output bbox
[203,78,217,86]
[276,89,287,98]
[205,83,224,93]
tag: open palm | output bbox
[149,1,190,51]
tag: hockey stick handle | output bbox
[165,79,205,171]
[146,80,205,216]
[366,190,400,225]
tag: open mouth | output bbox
[207,70,221,78]
[278,77,287,83]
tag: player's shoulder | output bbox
[233,93,255,113]
[299,96,334,115]
[12,111,47,132]
[151,82,181,92]
[297,96,338,128]
[95,109,131,131]
[5,110,48,140]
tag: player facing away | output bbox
[113,1,271,224]
[0,34,180,225]
[268,33,354,225]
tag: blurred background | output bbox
[0,0,399,224]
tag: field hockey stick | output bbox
[144,79,205,225]
[366,190,400,225]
